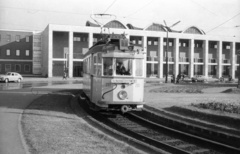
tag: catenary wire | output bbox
[103,0,117,14]
[206,11,240,34]
[125,0,154,17]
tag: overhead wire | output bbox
[189,0,218,16]
[125,0,154,17]
[206,11,240,34]
[103,0,117,14]
[0,5,90,16]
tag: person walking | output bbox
[63,71,67,80]
[176,74,181,84]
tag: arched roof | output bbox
[144,23,166,32]
[86,21,100,27]
[103,20,128,29]
[126,23,143,30]
[182,26,205,35]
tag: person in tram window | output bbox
[116,63,126,75]
[104,65,113,76]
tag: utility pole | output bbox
[163,20,180,83]
[237,50,240,88]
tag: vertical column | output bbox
[88,32,93,48]
[216,41,222,78]
[142,35,147,78]
[68,31,73,78]
[158,37,163,78]
[230,42,236,79]
[203,40,209,77]
[188,39,194,77]
[173,38,179,76]
[48,29,53,77]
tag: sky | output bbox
[0,0,240,38]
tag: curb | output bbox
[18,109,31,154]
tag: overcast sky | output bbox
[0,0,240,37]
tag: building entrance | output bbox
[73,62,83,77]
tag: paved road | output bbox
[0,79,81,154]
[0,90,40,154]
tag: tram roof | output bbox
[83,40,144,59]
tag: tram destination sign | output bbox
[111,79,136,84]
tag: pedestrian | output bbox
[228,75,232,81]
[171,74,175,83]
[182,74,185,81]
[63,71,67,80]
[176,74,181,84]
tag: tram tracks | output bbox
[77,97,240,154]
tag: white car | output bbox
[0,72,23,83]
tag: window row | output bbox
[0,64,31,72]
[130,39,232,49]
[5,50,30,56]
[0,34,30,42]
[73,37,88,42]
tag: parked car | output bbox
[182,76,192,82]
[191,75,207,82]
[0,72,23,83]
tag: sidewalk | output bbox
[22,77,83,82]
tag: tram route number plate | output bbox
[111,79,136,84]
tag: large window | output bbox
[6,49,10,56]
[194,65,203,75]
[208,65,217,76]
[116,58,132,76]
[103,58,113,76]
[24,64,30,72]
[5,64,11,72]
[103,58,133,76]
[93,53,102,76]
[26,50,30,56]
[26,36,29,42]
[7,35,11,42]
[16,35,20,42]
[15,64,21,72]
[16,50,20,56]
[135,59,143,76]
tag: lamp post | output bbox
[237,50,240,88]
[163,20,180,83]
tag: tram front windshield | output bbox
[116,58,132,75]
[103,58,132,76]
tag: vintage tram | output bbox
[82,34,145,113]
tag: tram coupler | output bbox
[121,105,130,113]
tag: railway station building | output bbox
[1,20,240,79]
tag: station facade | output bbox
[1,20,240,79]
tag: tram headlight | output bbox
[118,90,128,100]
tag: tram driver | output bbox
[116,63,127,75]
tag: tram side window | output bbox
[97,53,102,76]
[93,55,97,75]
[86,57,91,74]
[135,59,143,76]
[83,59,86,73]
[116,58,132,76]
[103,58,113,76]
